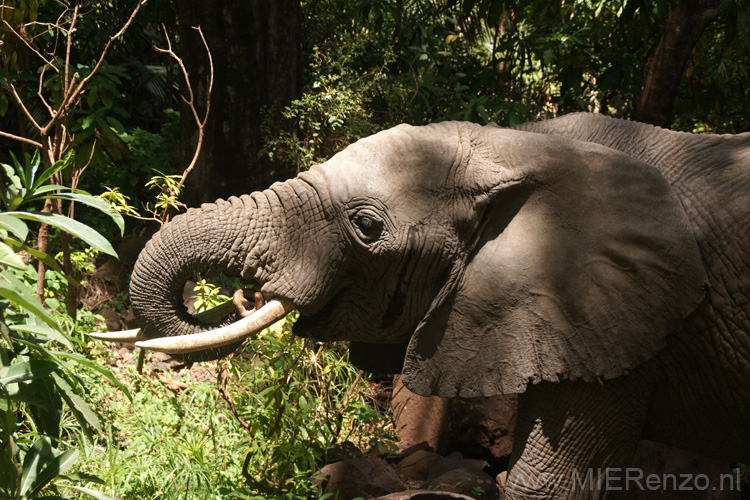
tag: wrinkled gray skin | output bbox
[130,113,750,499]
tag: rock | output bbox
[374,491,476,499]
[424,452,487,483]
[445,395,517,474]
[392,375,450,453]
[314,455,405,499]
[425,467,500,500]
[326,441,364,462]
[395,450,444,486]
[391,376,517,476]
[99,308,123,331]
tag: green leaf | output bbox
[4,212,117,257]
[59,472,105,484]
[105,116,125,135]
[1,161,25,210]
[0,241,26,269]
[52,351,132,402]
[81,114,96,131]
[64,485,116,500]
[27,192,125,236]
[24,149,42,189]
[23,445,79,499]
[13,324,74,350]
[31,152,74,191]
[0,360,57,385]
[0,270,60,330]
[0,212,29,240]
[52,372,101,435]
[8,150,28,189]
[19,436,56,498]
[3,237,66,275]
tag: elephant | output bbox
[105,113,750,499]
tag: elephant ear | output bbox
[402,125,707,398]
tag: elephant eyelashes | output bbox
[352,212,384,242]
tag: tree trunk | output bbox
[634,0,720,128]
[176,0,301,206]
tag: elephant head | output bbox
[125,121,706,398]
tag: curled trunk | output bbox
[130,195,259,361]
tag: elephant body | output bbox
[127,113,750,499]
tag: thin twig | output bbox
[41,0,148,136]
[0,130,42,149]
[0,17,55,68]
[154,25,213,188]
[216,361,252,431]
[63,3,79,97]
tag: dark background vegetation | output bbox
[4,0,750,219]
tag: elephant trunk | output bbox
[129,195,265,361]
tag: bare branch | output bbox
[0,41,44,134]
[155,25,213,189]
[63,3,80,96]
[37,64,55,116]
[0,129,43,149]
[0,17,56,69]
[41,0,148,136]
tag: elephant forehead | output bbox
[308,123,463,204]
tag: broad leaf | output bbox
[0,359,57,385]
[19,436,56,498]
[52,372,101,436]
[31,151,73,191]
[3,237,66,275]
[26,192,125,236]
[4,212,117,257]
[65,485,117,500]
[0,213,29,240]
[13,324,75,350]
[53,351,132,401]
[23,445,79,499]
[0,270,59,330]
[0,241,26,269]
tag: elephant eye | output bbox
[352,213,384,242]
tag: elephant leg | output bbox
[505,378,649,500]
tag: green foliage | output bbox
[0,219,127,499]
[233,316,395,498]
[72,316,394,500]
[0,149,123,261]
[273,0,750,170]
[191,278,231,313]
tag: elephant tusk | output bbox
[88,300,239,344]
[89,328,142,342]
[134,297,296,354]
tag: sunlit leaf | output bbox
[25,192,125,236]
[0,359,57,385]
[24,445,79,499]
[0,212,29,240]
[4,212,117,257]
[14,324,75,350]
[65,485,117,500]
[19,436,56,498]
[0,270,60,330]
[0,241,26,269]
[53,351,132,401]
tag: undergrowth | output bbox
[75,314,396,500]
